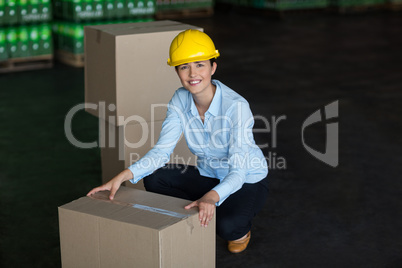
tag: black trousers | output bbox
[143,164,269,241]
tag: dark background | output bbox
[1,9,402,268]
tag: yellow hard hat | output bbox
[167,29,220,66]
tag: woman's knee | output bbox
[216,217,235,240]
[216,213,251,241]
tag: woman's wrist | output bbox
[203,190,220,204]
[119,169,134,183]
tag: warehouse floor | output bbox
[1,8,402,268]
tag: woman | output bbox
[87,29,268,253]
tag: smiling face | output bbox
[176,60,217,97]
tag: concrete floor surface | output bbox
[1,9,402,268]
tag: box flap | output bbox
[85,20,179,31]
[60,186,198,230]
[85,20,199,36]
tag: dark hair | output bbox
[175,58,217,71]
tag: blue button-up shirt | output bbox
[129,80,268,205]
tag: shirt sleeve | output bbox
[212,101,255,205]
[128,95,184,184]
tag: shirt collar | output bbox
[189,96,198,116]
[207,80,221,117]
[185,79,221,117]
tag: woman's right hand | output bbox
[86,169,133,200]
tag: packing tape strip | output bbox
[89,192,189,219]
[132,204,188,219]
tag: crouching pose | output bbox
[88,29,269,253]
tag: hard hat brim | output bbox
[167,51,220,67]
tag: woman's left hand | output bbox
[185,190,220,227]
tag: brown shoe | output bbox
[228,231,251,253]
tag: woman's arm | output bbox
[87,169,133,200]
[128,97,185,184]
[87,91,186,198]
[212,101,254,205]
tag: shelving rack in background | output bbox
[0,0,53,72]
[0,0,400,72]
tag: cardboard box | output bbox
[100,119,197,190]
[84,20,203,125]
[59,186,215,268]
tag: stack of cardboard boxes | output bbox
[58,21,215,268]
[84,20,198,189]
